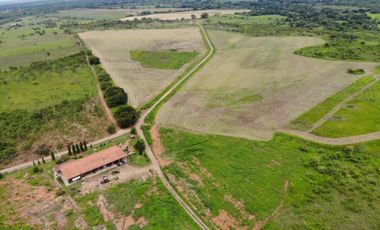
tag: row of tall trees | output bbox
[67,141,88,156]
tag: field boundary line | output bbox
[307,77,379,132]
[136,24,214,230]
[279,128,380,145]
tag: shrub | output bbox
[134,139,145,155]
[107,124,116,134]
[131,127,137,135]
[89,56,100,65]
[0,142,16,161]
[347,68,365,75]
[114,106,139,128]
[100,82,113,91]
[104,87,128,107]
[34,144,51,156]
[56,189,66,197]
[98,73,111,82]
[56,155,70,164]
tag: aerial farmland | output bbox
[1,1,380,230]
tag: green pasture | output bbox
[161,128,380,229]
[367,13,380,21]
[130,50,198,69]
[0,53,96,112]
[0,16,79,69]
[289,76,375,131]
[313,80,380,137]
[53,8,130,20]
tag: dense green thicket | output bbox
[113,106,139,128]
[104,87,128,108]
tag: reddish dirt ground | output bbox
[151,125,171,167]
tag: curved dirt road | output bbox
[280,128,380,145]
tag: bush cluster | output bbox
[114,106,139,128]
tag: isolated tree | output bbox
[33,161,36,167]
[0,173,3,180]
[107,125,116,134]
[191,14,196,19]
[51,152,56,161]
[131,127,137,135]
[201,12,209,19]
[37,160,41,165]
[134,139,145,155]
[84,140,88,151]
[42,157,46,164]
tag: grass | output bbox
[312,80,380,137]
[128,154,150,167]
[0,53,109,166]
[160,128,380,229]
[207,14,286,25]
[367,13,380,21]
[289,76,375,131]
[0,53,96,111]
[130,50,198,70]
[0,16,79,70]
[375,65,380,74]
[105,178,199,229]
[75,192,114,228]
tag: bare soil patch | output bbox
[157,30,377,140]
[151,125,171,166]
[121,9,250,21]
[79,28,206,107]
[212,209,242,230]
[0,176,83,229]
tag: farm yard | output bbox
[79,27,206,107]
[159,128,380,229]
[156,30,377,140]
[120,9,250,21]
[0,16,79,70]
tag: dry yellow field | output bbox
[156,30,377,140]
[120,9,250,21]
[79,28,206,107]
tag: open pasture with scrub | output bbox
[120,9,250,21]
[160,128,380,229]
[79,28,206,107]
[156,30,377,140]
[0,16,79,69]
[0,53,110,168]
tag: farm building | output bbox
[55,146,127,185]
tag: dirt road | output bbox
[135,25,213,230]
[280,128,380,145]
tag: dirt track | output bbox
[307,78,379,132]
[280,128,380,145]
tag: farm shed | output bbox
[55,146,126,184]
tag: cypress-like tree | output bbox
[84,140,88,150]
[71,145,76,154]
[79,141,84,152]
[42,157,46,164]
[76,144,81,153]
[51,152,56,161]
[37,160,41,165]
[33,161,36,167]
[68,144,72,155]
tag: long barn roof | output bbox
[57,146,126,180]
